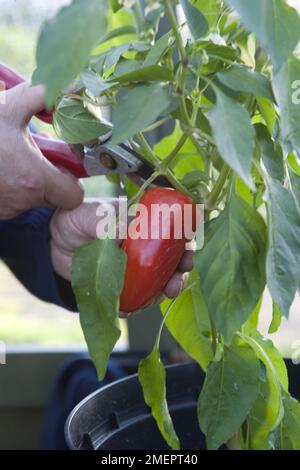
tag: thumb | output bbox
[12,83,46,125]
[42,160,84,210]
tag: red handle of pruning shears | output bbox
[32,134,88,178]
[0,63,53,124]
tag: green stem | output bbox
[162,132,189,167]
[206,164,231,210]
[156,280,199,350]
[137,132,195,200]
[143,117,169,133]
[166,169,197,200]
[129,138,142,154]
[128,170,161,206]
[137,132,161,166]
[191,76,200,127]
[198,73,218,91]
[155,298,177,350]
[164,0,186,61]
[208,54,237,66]
[178,65,190,126]
[192,128,215,146]
[164,0,190,126]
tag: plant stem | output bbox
[165,169,196,199]
[162,132,189,167]
[164,0,190,126]
[143,117,169,133]
[198,72,218,91]
[208,54,237,66]
[137,132,161,166]
[128,170,161,206]
[164,0,186,61]
[178,65,190,126]
[155,298,177,350]
[191,76,200,127]
[137,132,196,200]
[192,127,215,146]
[206,164,231,210]
[129,138,142,154]
[155,280,199,350]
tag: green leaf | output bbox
[277,392,300,450]
[264,177,300,316]
[193,0,220,27]
[218,65,274,102]
[53,97,112,144]
[256,97,276,135]
[268,303,283,334]
[143,5,164,32]
[198,337,260,450]
[71,238,126,379]
[111,65,173,83]
[255,124,284,183]
[288,166,300,213]
[226,0,300,70]
[154,124,205,178]
[97,25,136,45]
[288,152,300,176]
[114,58,142,75]
[246,297,263,330]
[81,70,117,96]
[144,32,174,66]
[180,0,209,40]
[103,43,132,71]
[207,87,255,189]
[160,271,213,371]
[111,83,172,143]
[33,0,108,107]
[245,330,288,392]
[110,0,123,13]
[243,329,287,449]
[272,55,300,153]
[138,348,180,450]
[95,41,150,73]
[195,193,267,344]
[200,41,238,63]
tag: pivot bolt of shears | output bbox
[99,153,117,170]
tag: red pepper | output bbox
[120,188,197,313]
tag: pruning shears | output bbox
[0,63,170,188]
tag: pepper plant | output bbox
[33,0,300,450]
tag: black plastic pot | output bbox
[65,362,205,450]
[65,359,300,450]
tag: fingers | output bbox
[164,271,184,299]
[163,250,194,299]
[42,160,84,210]
[9,83,46,125]
[178,250,194,273]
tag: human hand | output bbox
[50,199,194,308]
[0,83,84,219]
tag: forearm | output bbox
[0,208,77,311]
